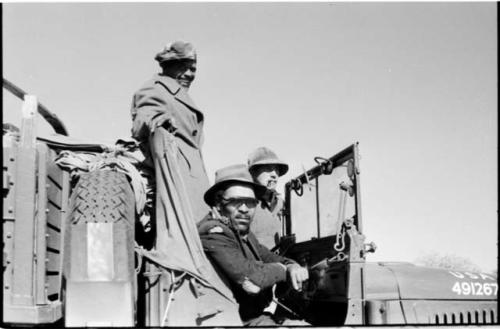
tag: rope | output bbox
[160,270,188,326]
[161,270,175,326]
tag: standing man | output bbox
[131,41,209,221]
[130,42,243,326]
[198,164,309,326]
[247,147,289,249]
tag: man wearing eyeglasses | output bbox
[198,164,309,326]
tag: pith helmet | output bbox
[247,147,289,176]
[154,41,197,63]
[204,164,267,207]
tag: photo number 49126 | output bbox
[449,271,498,296]
[452,282,498,296]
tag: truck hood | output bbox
[363,262,497,300]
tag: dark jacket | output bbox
[198,214,296,322]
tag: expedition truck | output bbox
[2,80,498,326]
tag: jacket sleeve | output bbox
[200,226,287,291]
[131,83,175,142]
[250,233,296,265]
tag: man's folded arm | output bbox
[200,231,287,292]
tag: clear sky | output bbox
[3,3,497,272]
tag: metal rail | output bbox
[3,78,69,136]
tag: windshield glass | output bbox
[288,156,358,243]
[317,162,356,237]
[290,178,318,242]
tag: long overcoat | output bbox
[131,74,210,221]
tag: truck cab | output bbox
[279,143,498,325]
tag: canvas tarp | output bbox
[137,129,241,326]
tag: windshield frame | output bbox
[284,143,363,238]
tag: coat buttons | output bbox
[192,129,198,136]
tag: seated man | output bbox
[198,164,309,326]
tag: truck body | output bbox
[2,82,498,326]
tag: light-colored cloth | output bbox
[131,74,209,222]
[54,148,148,216]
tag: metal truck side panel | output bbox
[3,97,65,324]
[3,144,17,321]
[4,302,62,324]
[65,281,134,327]
[379,263,497,300]
[35,144,49,305]
[344,262,364,325]
[11,96,38,307]
[45,149,69,301]
[400,300,498,324]
[363,263,400,300]
[365,300,406,324]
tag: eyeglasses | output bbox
[221,197,259,208]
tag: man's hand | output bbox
[286,263,309,291]
[150,113,177,133]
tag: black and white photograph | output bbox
[2,2,497,327]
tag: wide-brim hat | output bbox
[248,147,289,176]
[204,164,267,207]
[155,41,197,63]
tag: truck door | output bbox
[280,143,366,325]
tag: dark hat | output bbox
[204,164,267,207]
[154,41,197,63]
[247,147,289,176]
